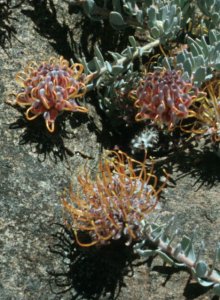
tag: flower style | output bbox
[62,150,167,247]
[191,79,220,142]
[130,69,199,130]
[15,56,91,132]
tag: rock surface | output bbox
[0,1,220,300]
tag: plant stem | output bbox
[86,39,160,90]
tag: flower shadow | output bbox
[149,131,220,190]
[8,111,86,163]
[48,224,137,300]
[173,146,220,190]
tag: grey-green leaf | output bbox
[193,67,206,85]
[213,284,220,296]
[109,12,127,28]
[195,261,208,278]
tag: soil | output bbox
[0,1,220,300]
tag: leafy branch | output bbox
[134,217,220,296]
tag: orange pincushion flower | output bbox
[15,56,91,132]
[62,151,167,247]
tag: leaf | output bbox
[84,0,96,17]
[94,45,105,64]
[135,249,156,258]
[196,276,214,287]
[213,284,220,296]
[181,235,196,262]
[190,43,201,57]
[163,57,171,70]
[136,10,143,24]
[164,19,171,35]
[195,261,208,277]
[82,57,92,74]
[128,36,137,49]
[209,29,218,44]
[133,240,146,251]
[108,51,123,62]
[181,71,190,81]
[138,47,143,57]
[212,12,219,23]
[187,36,203,56]
[200,36,210,57]
[111,65,125,76]
[183,58,192,75]
[147,6,157,24]
[109,12,127,29]
[156,250,174,265]
[105,61,112,73]
[94,57,103,73]
[151,224,164,240]
[193,67,206,85]
[151,27,161,39]
[181,236,191,252]
[122,46,133,59]
[194,55,205,67]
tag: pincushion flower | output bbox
[62,150,167,247]
[130,69,199,130]
[14,56,91,132]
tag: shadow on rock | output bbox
[8,112,85,162]
[183,280,212,300]
[151,133,220,190]
[48,224,137,300]
[173,147,220,190]
[22,0,74,59]
[152,265,211,299]
[0,0,24,50]
[79,18,135,61]
[152,265,187,287]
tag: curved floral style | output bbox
[15,56,91,132]
[62,150,168,247]
[130,69,199,130]
[191,79,220,142]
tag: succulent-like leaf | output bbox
[109,12,127,29]
[195,261,208,277]
[156,249,175,265]
[193,67,206,84]
[94,45,105,64]
[213,284,220,296]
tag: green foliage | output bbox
[62,1,220,297]
[197,0,220,30]
[134,218,220,295]
[76,37,159,126]
[69,1,220,133]
[146,1,182,42]
[71,0,187,40]
[174,29,220,85]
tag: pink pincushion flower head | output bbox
[14,56,91,132]
[130,69,199,130]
